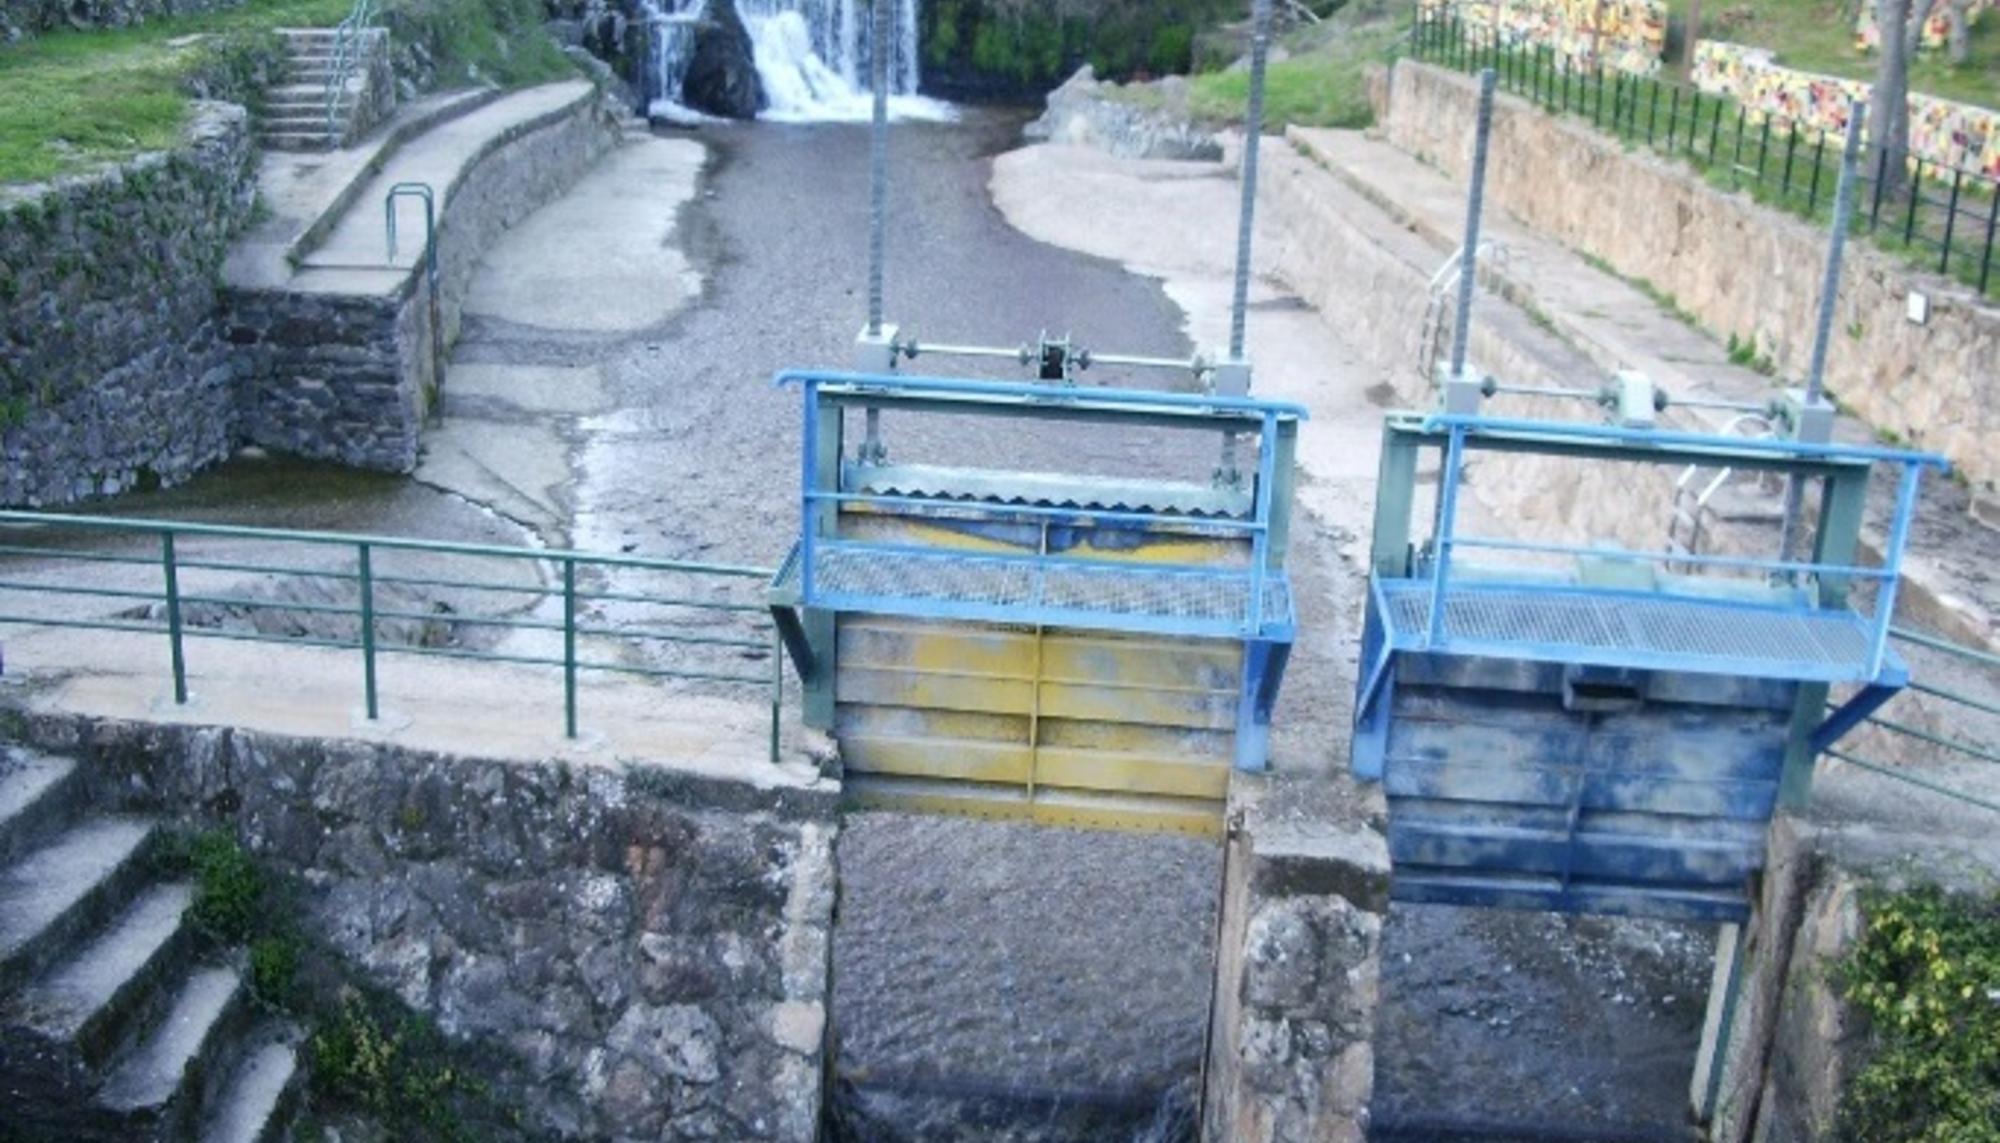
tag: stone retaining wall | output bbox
[1706,811,2000,1142]
[1378,60,2000,502]
[0,103,254,506]
[11,710,838,1141]
[1202,776,1389,1143]
[0,0,242,40]
[227,87,619,472]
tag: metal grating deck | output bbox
[794,542,1293,639]
[1378,579,1881,683]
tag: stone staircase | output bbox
[0,747,304,1142]
[263,27,388,152]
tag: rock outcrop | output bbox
[1025,66,1222,161]
[684,0,764,120]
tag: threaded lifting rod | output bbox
[1449,69,1499,380]
[867,0,889,335]
[1779,102,1866,566]
[863,0,892,463]
[1227,0,1274,361]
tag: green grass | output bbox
[1666,0,2000,110]
[1181,12,1409,130]
[0,0,348,184]
[0,0,572,186]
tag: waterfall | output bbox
[637,0,705,117]
[643,0,951,123]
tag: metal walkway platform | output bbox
[779,541,1295,641]
[1376,579,1882,684]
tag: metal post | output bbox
[562,557,578,740]
[1981,184,1999,295]
[161,531,186,706]
[1903,159,1924,244]
[769,628,782,764]
[862,0,892,461]
[1808,134,1826,214]
[1940,170,1964,276]
[1228,0,1274,362]
[1867,464,1925,679]
[1778,104,1865,566]
[1449,69,1499,380]
[1425,426,1468,647]
[867,0,889,337]
[358,543,378,721]
[1216,0,1274,488]
[1780,127,1798,203]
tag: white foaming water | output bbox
[638,0,710,120]
[643,0,952,124]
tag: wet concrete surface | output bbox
[56,107,1723,1140]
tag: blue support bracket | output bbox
[769,604,817,684]
[1810,667,1909,755]
[1234,638,1293,772]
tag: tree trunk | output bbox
[1947,0,1973,64]
[1871,0,1916,200]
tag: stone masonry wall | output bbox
[0,0,242,40]
[1202,775,1389,1143]
[1379,60,2000,502]
[0,103,254,506]
[226,88,618,471]
[12,710,838,1141]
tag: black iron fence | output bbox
[1410,14,2000,299]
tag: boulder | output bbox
[1024,66,1223,162]
[683,0,764,120]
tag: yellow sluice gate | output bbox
[769,373,1306,837]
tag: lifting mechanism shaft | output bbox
[769,0,1292,836]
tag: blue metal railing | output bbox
[0,512,785,760]
[1410,414,1949,680]
[777,370,1305,640]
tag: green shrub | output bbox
[188,830,265,944]
[1837,886,2000,1142]
[313,992,472,1138]
[248,934,300,1007]
[1148,24,1195,77]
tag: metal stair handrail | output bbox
[1417,240,1506,386]
[1667,412,1778,571]
[322,0,378,142]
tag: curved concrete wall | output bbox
[228,86,621,472]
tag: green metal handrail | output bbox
[0,511,785,762]
[1818,625,2000,814]
[323,0,378,140]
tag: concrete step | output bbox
[262,115,345,132]
[10,881,195,1070]
[95,964,244,1123]
[0,748,84,866]
[259,132,340,152]
[0,816,157,991]
[200,1023,304,1143]
[266,83,347,101]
